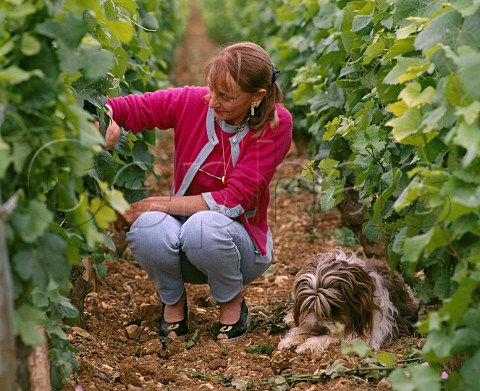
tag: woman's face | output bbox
[207,74,257,126]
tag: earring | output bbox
[250,102,256,116]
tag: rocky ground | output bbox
[61,2,424,390]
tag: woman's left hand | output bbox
[114,200,150,231]
[113,195,208,232]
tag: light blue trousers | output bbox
[126,210,272,304]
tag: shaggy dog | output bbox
[278,248,419,353]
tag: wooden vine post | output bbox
[0,194,17,391]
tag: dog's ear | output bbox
[292,259,318,326]
[292,295,302,326]
[337,265,379,338]
[370,262,419,335]
[292,276,305,326]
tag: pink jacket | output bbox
[107,86,293,256]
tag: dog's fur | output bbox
[278,248,419,353]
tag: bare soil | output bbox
[62,2,424,390]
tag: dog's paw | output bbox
[282,312,294,327]
[295,335,339,354]
[278,328,304,351]
[278,336,296,351]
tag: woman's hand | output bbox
[114,204,142,232]
[113,195,209,232]
[113,200,151,232]
[105,118,121,151]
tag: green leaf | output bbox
[0,66,42,84]
[341,339,373,357]
[11,201,53,243]
[81,47,115,79]
[456,101,480,125]
[393,0,444,23]
[439,201,477,224]
[103,187,130,214]
[107,20,134,44]
[352,14,373,32]
[458,12,480,51]
[13,249,35,282]
[301,160,317,180]
[386,108,425,146]
[40,233,69,289]
[89,198,116,229]
[363,37,386,65]
[132,140,154,170]
[12,141,32,174]
[325,360,349,378]
[72,196,104,249]
[94,150,117,183]
[113,0,138,14]
[402,231,429,266]
[441,177,480,209]
[424,226,450,255]
[334,227,361,247]
[115,164,147,189]
[320,177,346,211]
[58,45,114,78]
[457,50,480,100]
[423,330,454,360]
[444,74,470,106]
[387,100,408,117]
[432,264,451,299]
[394,176,422,212]
[318,159,341,179]
[414,10,463,53]
[451,0,480,16]
[451,328,480,355]
[399,81,435,107]
[351,126,387,154]
[57,296,80,319]
[396,23,420,40]
[386,37,415,59]
[389,364,441,391]
[459,351,480,391]
[36,13,88,49]
[440,277,477,327]
[245,344,274,355]
[14,304,48,346]
[0,39,15,57]
[420,106,446,131]
[383,57,430,85]
[21,33,42,56]
[377,352,396,367]
[0,137,12,178]
[449,214,480,240]
[464,308,480,332]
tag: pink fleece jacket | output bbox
[107,86,293,255]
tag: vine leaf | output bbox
[14,304,48,346]
[389,364,441,391]
[414,10,463,53]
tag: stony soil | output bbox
[62,2,424,390]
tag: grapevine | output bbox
[0,0,187,387]
[199,0,480,389]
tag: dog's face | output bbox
[292,253,379,340]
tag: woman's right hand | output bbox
[104,118,121,151]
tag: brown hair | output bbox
[204,42,283,131]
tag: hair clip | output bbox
[272,65,280,85]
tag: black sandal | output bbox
[214,299,251,346]
[159,301,188,338]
